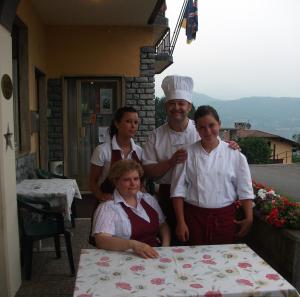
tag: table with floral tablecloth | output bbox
[16,179,82,221]
[73,244,299,297]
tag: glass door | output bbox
[66,78,121,190]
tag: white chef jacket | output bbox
[142,119,199,184]
[92,190,165,238]
[171,140,254,208]
[90,135,142,185]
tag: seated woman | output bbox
[92,159,171,258]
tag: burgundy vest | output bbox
[120,199,159,247]
[100,148,141,194]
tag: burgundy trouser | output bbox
[184,202,237,245]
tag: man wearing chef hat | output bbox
[142,75,199,241]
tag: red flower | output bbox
[266,274,280,280]
[236,279,253,286]
[100,256,109,261]
[130,265,145,272]
[204,291,222,297]
[238,262,252,269]
[150,278,165,285]
[203,254,212,259]
[96,261,109,267]
[159,257,172,263]
[116,282,132,290]
[190,283,203,288]
[183,264,192,268]
[201,259,216,265]
[172,248,185,253]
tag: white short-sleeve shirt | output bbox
[90,135,142,185]
[171,140,254,208]
[92,190,165,238]
[142,119,199,184]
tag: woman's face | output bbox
[115,112,139,138]
[115,169,141,198]
[196,114,221,143]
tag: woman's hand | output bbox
[130,240,159,259]
[228,141,240,150]
[176,221,189,242]
[234,218,253,237]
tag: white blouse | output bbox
[171,140,254,208]
[142,119,200,184]
[90,135,142,185]
[92,190,165,238]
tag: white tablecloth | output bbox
[74,244,299,297]
[16,179,82,221]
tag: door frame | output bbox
[63,76,125,188]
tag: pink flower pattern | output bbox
[266,274,280,280]
[159,257,172,263]
[201,259,216,265]
[236,279,254,286]
[204,291,222,297]
[190,283,203,288]
[172,248,185,253]
[116,282,132,290]
[151,278,165,285]
[130,265,145,272]
[238,262,252,268]
[183,263,192,268]
[75,246,297,296]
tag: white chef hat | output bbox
[161,75,193,103]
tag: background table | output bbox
[74,244,299,297]
[16,179,82,221]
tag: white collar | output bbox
[168,119,194,134]
[113,189,143,208]
[111,135,138,152]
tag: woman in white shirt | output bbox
[93,160,170,258]
[171,105,254,245]
[89,106,142,202]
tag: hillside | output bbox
[191,94,300,140]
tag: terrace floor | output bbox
[15,218,92,297]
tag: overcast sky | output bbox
[155,0,300,100]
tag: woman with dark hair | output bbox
[89,106,142,202]
[92,160,170,258]
[171,105,254,245]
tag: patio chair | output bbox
[34,168,77,228]
[17,195,75,280]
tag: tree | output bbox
[155,97,196,128]
[237,137,272,164]
[292,134,300,144]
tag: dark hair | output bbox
[109,106,138,137]
[194,105,220,124]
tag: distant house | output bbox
[220,128,299,164]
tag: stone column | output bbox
[125,46,156,146]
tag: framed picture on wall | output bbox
[100,88,113,114]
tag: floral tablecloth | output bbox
[16,179,82,221]
[74,244,299,297]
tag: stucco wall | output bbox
[271,139,292,164]
[45,25,154,78]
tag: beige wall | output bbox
[0,24,21,297]
[45,25,154,77]
[271,139,293,164]
[16,0,156,155]
[17,0,48,154]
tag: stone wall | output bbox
[16,153,36,182]
[48,79,64,163]
[125,46,156,146]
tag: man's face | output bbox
[165,99,192,122]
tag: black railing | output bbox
[155,0,188,56]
